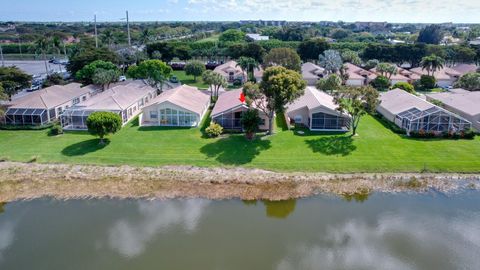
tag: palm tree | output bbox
[139,29,152,45]
[35,37,50,75]
[236,57,258,82]
[101,29,115,47]
[377,63,398,79]
[319,50,343,74]
[421,54,445,76]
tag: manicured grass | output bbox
[194,34,220,43]
[1,115,480,173]
[172,70,210,89]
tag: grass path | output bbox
[1,115,480,173]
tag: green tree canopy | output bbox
[341,49,362,65]
[92,68,120,90]
[241,109,262,140]
[202,70,227,102]
[417,24,444,45]
[67,45,119,76]
[392,82,415,93]
[219,29,245,43]
[263,48,301,72]
[454,72,480,91]
[241,43,266,63]
[319,49,343,74]
[184,60,206,81]
[86,111,122,144]
[316,74,342,92]
[244,66,306,134]
[421,54,445,76]
[297,38,330,62]
[75,60,119,85]
[0,66,32,100]
[127,60,172,91]
[334,86,379,136]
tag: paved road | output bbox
[2,60,66,76]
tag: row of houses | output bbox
[3,78,478,136]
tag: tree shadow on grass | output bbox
[61,138,110,156]
[305,135,356,156]
[200,135,271,165]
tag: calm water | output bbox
[1,192,480,270]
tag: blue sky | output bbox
[1,0,479,23]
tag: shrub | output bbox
[50,124,63,136]
[233,78,243,87]
[241,109,262,140]
[464,129,476,139]
[392,82,415,93]
[370,75,390,91]
[419,75,436,90]
[86,111,122,144]
[205,122,223,137]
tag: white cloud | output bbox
[0,222,15,261]
[276,211,480,270]
[107,199,210,258]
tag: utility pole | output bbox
[126,10,131,47]
[17,35,23,59]
[0,44,4,67]
[94,14,98,48]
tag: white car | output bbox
[119,76,127,82]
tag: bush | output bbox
[0,123,54,130]
[409,129,475,140]
[419,75,436,90]
[50,124,63,136]
[205,122,223,137]
[370,75,390,91]
[233,78,243,87]
[392,82,415,93]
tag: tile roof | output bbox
[287,86,343,115]
[146,84,210,116]
[213,61,246,78]
[427,89,480,116]
[211,88,246,116]
[451,64,478,76]
[409,66,461,80]
[301,62,326,80]
[9,83,96,109]
[378,88,435,115]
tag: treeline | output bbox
[145,39,480,66]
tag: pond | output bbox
[1,191,480,270]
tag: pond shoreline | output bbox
[0,162,479,202]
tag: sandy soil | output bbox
[0,162,479,202]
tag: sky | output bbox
[1,0,479,23]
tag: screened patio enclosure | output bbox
[5,108,52,126]
[61,109,122,130]
[311,112,350,131]
[396,107,472,134]
[212,110,244,130]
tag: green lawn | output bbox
[172,70,210,89]
[194,34,220,43]
[1,115,480,173]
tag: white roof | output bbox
[378,88,435,115]
[287,87,343,115]
[9,83,96,109]
[213,61,245,77]
[427,89,480,116]
[70,81,155,111]
[145,84,210,116]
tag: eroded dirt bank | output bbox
[0,162,479,202]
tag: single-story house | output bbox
[213,61,247,84]
[140,84,210,127]
[5,83,97,126]
[302,62,326,86]
[246,33,269,41]
[409,67,461,88]
[286,87,351,131]
[343,63,376,86]
[61,81,157,130]
[426,88,480,131]
[211,88,269,131]
[377,88,471,134]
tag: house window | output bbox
[294,115,302,123]
[150,111,158,119]
[57,107,63,115]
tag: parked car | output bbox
[119,76,127,82]
[27,85,41,92]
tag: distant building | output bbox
[240,20,287,27]
[354,21,388,32]
[246,33,269,41]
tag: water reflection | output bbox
[0,202,15,261]
[0,202,5,214]
[341,188,371,203]
[277,211,480,270]
[243,199,297,219]
[107,199,210,258]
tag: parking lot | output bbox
[2,60,66,76]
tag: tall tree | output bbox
[219,29,245,43]
[241,43,266,63]
[202,70,227,102]
[101,29,116,47]
[139,28,152,45]
[127,59,172,92]
[263,48,301,72]
[421,54,445,76]
[184,60,206,81]
[236,57,258,82]
[417,25,444,45]
[243,66,306,134]
[319,49,343,74]
[35,36,50,74]
[334,86,379,136]
[75,60,119,85]
[376,63,397,79]
[341,50,362,65]
[86,112,122,145]
[297,38,330,62]
[92,68,120,90]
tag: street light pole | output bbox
[0,44,4,67]
[94,14,98,48]
[126,10,131,47]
